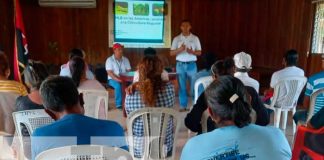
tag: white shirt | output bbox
[234,72,260,93]
[171,33,201,62]
[60,63,95,80]
[105,55,131,80]
[133,69,169,82]
[270,66,305,88]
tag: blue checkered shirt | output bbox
[125,83,175,158]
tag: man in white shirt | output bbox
[265,49,305,105]
[105,43,131,108]
[59,48,94,79]
[170,20,202,111]
[233,51,260,93]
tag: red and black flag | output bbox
[13,0,28,82]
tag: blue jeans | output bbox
[176,61,197,108]
[108,79,122,108]
[190,69,212,100]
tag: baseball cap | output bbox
[233,51,252,69]
[112,43,124,49]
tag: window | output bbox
[312,2,324,54]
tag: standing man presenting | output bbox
[170,20,202,111]
[106,43,131,109]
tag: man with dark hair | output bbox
[31,76,127,159]
[60,48,94,79]
[270,49,304,88]
[170,19,202,112]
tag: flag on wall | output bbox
[13,0,28,82]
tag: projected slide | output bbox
[114,0,165,44]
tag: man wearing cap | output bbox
[170,19,202,112]
[233,52,260,93]
[105,43,131,109]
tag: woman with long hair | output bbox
[181,76,291,160]
[125,56,175,158]
[69,56,107,119]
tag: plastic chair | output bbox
[12,109,54,159]
[265,76,307,133]
[307,88,324,122]
[187,76,213,136]
[36,145,132,160]
[126,108,181,160]
[292,126,324,160]
[78,89,109,120]
[193,76,213,104]
[0,92,20,134]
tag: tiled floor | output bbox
[107,96,296,160]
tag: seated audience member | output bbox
[69,56,107,118]
[0,52,27,134]
[133,47,169,82]
[308,106,324,129]
[125,56,175,158]
[185,59,269,134]
[106,43,131,109]
[191,52,217,97]
[13,60,49,159]
[234,51,260,93]
[293,54,324,124]
[31,76,127,160]
[60,48,94,79]
[181,76,291,160]
[264,49,304,102]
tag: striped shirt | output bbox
[305,71,324,114]
[0,80,27,96]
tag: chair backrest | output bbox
[78,89,109,119]
[307,88,324,121]
[36,145,132,160]
[292,126,324,160]
[126,108,181,160]
[270,76,307,109]
[194,76,213,104]
[0,92,20,134]
[12,109,54,156]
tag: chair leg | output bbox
[274,108,282,128]
[292,108,297,135]
[281,111,288,130]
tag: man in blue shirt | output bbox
[31,76,127,159]
[293,54,324,123]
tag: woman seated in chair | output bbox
[13,60,49,159]
[69,56,107,119]
[125,56,175,158]
[181,76,291,160]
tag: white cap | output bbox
[233,51,252,69]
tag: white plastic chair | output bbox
[265,76,307,133]
[12,109,54,159]
[188,76,213,136]
[306,88,324,121]
[78,89,109,119]
[193,76,213,104]
[0,92,20,135]
[35,145,132,160]
[126,108,181,160]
